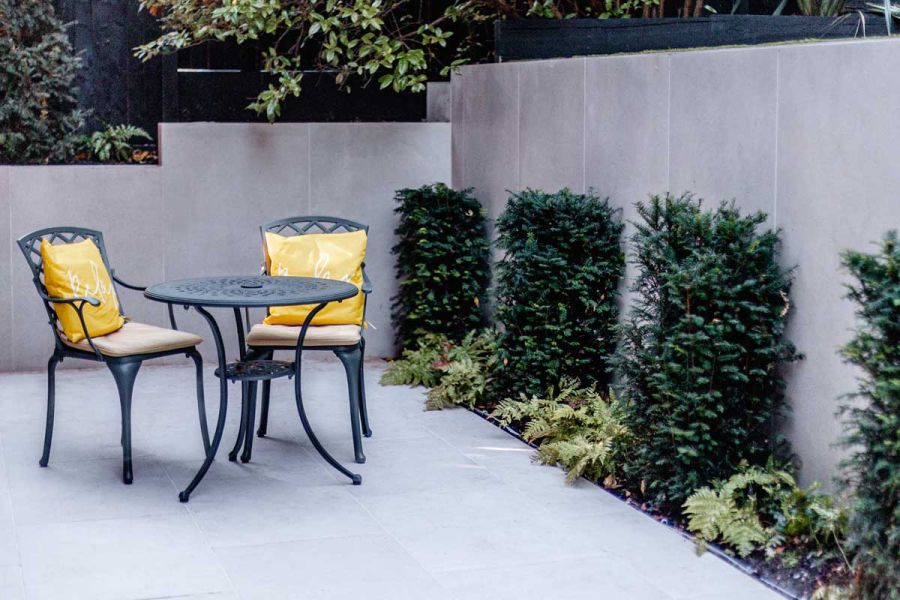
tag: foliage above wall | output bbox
[136,0,478,120]
[0,0,85,164]
[391,184,490,349]
[839,231,900,599]
[613,193,798,512]
[493,188,624,400]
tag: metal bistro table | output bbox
[144,275,360,502]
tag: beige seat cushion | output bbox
[246,323,361,348]
[62,321,202,357]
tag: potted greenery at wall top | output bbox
[487,0,892,61]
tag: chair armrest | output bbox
[38,291,103,359]
[111,271,147,292]
[38,289,101,308]
[361,267,373,295]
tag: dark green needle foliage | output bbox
[614,193,798,512]
[0,0,85,164]
[493,189,625,399]
[391,184,490,349]
[839,231,900,600]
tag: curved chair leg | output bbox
[335,346,366,464]
[358,338,372,438]
[257,350,273,438]
[108,360,142,485]
[228,383,249,462]
[188,349,211,456]
[40,354,61,468]
[240,381,257,463]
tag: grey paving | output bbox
[0,359,778,599]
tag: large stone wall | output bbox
[0,123,451,371]
[451,38,900,488]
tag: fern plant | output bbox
[684,461,848,561]
[78,125,152,163]
[492,378,630,484]
[382,330,498,410]
[380,332,449,388]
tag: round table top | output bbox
[144,275,358,308]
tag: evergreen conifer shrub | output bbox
[493,189,624,398]
[390,184,490,348]
[840,231,900,599]
[0,0,85,164]
[614,193,798,512]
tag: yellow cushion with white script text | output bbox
[263,230,366,326]
[40,238,124,343]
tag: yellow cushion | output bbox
[40,238,125,343]
[247,323,361,347]
[263,230,366,326]
[62,321,202,357]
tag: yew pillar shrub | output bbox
[614,193,798,511]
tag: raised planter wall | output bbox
[451,38,900,489]
[0,123,451,371]
[495,15,889,61]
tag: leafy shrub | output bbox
[381,330,497,410]
[684,461,848,560]
[839,231,900,599]
[0,0,85,164]
[78,125,152,163]
[614,193,798,511]
[493,189,624,399]
[493,378,631,484]
[391,184,490,349]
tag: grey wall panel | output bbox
[159,123,311,362]
[457,64,520,227]
[517,59,585,193]
[583,53,670,304]
[776,40,900,487]
[668,47,778,225]
[8,166,164,371]
[307,123,452,357]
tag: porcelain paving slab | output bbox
[0,360,780,599]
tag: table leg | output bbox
[179,306,229,503]
[228,383,249,462]
[293,303,361,485]
[240,381,257,463]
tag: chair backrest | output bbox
[16,227,122,345]
[260,215,369,274]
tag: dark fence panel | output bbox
[53,0,427,136]
[54,0,166,139]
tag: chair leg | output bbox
[358,339,372,438]
[335,346,365,464]
[188,349,211,456]
[39,354,61,468]
[108,360,142,485]
[257,350,273,438]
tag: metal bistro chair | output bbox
[245,216,373,463]
[17,227,208,484]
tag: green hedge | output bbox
[390,183,490,348]
[840,231,900,599]
[614,193,798,511]
[493,189,624,398]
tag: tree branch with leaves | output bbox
[136,0,470,120]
